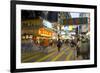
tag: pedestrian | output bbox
[76,38,81,58]
[57,39,62,52]
[79,36,90,59]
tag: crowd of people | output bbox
[21,34,90,60]
[55,35,90,59]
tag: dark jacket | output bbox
[57,40,62,48]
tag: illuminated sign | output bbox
[68,25,73,31]
[43,20,52,28]
[38,28,52,37]
[63,17,88,25]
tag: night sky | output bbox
[21,10,58,22]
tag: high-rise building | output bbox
[79,13,90,33]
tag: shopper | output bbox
[57,39,62,52]
[76,38,81,58]
[79,36,90,59]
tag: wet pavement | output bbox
[21,44,83,63]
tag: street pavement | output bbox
[21,44,83,63]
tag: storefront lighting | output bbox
[68,25,73,31]
[29,35,32,39]
[61,26,64,30]
[26,35,29,39]
[57,26,60,30]
[38,28,52,37]
[22,36,25,39]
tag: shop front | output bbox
[37,28,53,47]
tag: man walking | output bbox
[57,39,62,52]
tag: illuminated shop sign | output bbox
[63,17,88,25]
[43,20,52,28]
[38,28,52,37]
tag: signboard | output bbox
[63,17,88,25]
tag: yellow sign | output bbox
[68,25,73,31]
[38,28,52,37]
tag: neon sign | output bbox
[38,28,52,37]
